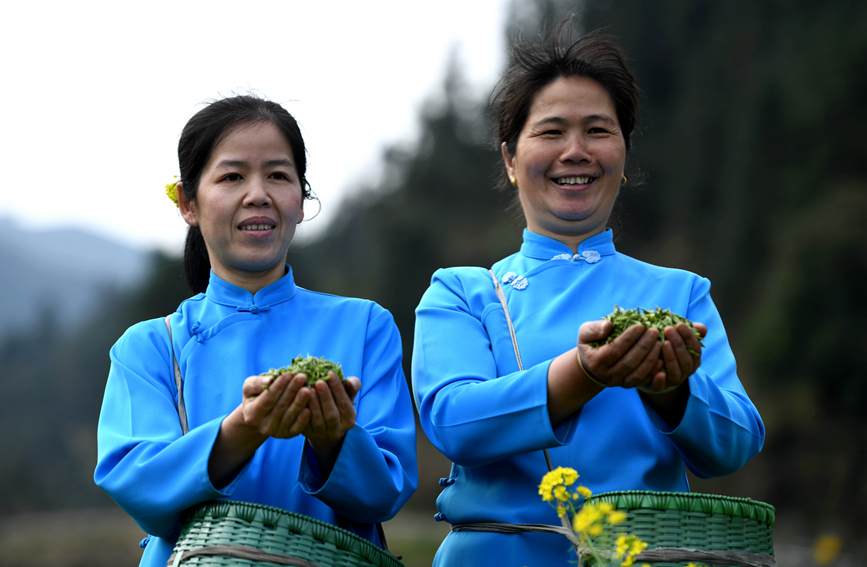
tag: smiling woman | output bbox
[94,95,418,567]
[411,20,765,566]
[177,121,306,293]
[502,75,627,246]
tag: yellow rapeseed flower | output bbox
[538,467,580,502]
[577,486,593,499]
[613,534,647,567]
[574,502,604,534]
[812,535,843,566]
[615,535,630,555]
[562,467,579,486]
[608,510,627,525]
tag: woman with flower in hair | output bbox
[411,21,764,566]
[95,95,417,566]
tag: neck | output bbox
[526,224,607,253]
[212,263,287,295]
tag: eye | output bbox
[539,129,562,137]
[222,173,242,182]
[269,171,290,180]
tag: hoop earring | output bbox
[302,182,322,222]
[510,177,518,188]
[621,176,628,187]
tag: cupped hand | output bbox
[240,372,313,439]
[577,320,664,389]
[301,373,361,477]
[639,322,707,394]
[302,373,361,445]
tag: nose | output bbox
[243,178,272,207]
[560,135,592,163]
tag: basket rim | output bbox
[181,499,403,567]
[587,490,775,525]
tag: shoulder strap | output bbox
[487,269,553,473]
[488,269,523,371]
[164,315,189,435]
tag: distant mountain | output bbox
[0,218,151,339]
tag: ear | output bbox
[176,182,199,227]
[501,142,516,181]
[297,197,305,224]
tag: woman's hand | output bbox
[547,321,660,426]
[639,322,707,394]
[300,373,361,478]
[578,320,707,428]
[577,320,664,388]
[209,372,313,488]
[241,372,314,438]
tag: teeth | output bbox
[555,176,591,185]
[240,224,273,231]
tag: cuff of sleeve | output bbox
[298,437,328,494]
[640,372,707,436]
[546,361,580,445]
[203,416,252,497]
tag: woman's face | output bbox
[179,121,304,292]
[503,75,626,248]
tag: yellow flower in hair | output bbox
[165,176,179,207]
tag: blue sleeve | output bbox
[641,276,765,478]
[93,320,242,538]
[297,306,418,522]
[412,269,577,467]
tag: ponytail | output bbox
[184,226,211,294]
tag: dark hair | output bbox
[177,95,312,294]
[491,21,640,189]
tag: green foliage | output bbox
[589,306,703,348]
[261,356,345,388]
[0,251,190,514]
[288,60,521,375]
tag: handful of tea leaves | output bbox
[590,306,704,352]
[261,355,345,388]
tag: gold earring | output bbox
[621,176,628,187]
[510,177,518,187]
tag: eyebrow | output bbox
[214,158,295,169]
[532,114,618,128]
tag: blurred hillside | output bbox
[0,219,149,339]
[1,0,865,562]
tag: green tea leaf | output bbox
[589,306,704,347]
[260,355,345,388]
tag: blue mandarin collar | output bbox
[205,265,298,309]
[519,228,617,261]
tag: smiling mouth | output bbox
[553,176,594,185]
[239,223,276,231]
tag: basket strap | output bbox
[487,270,555,472]
[164,314,188,435]
[376,521,401,560]
[486,270,577,549]
[634,547,776,567]
[452,521,582,547]
[168,545,319,567]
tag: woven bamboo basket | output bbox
[584,491,776,567]
[167,500,405,567]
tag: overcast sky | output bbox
[1,1,508,252]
